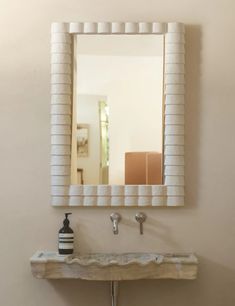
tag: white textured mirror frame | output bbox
[51,22,185,207]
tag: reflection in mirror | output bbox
[71,35,164,185]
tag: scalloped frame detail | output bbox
[50,22,185,207]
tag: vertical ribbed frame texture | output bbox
[51,22,185,207]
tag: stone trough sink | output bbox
[30,251,198,281]
[31,251,198,306]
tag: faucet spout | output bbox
[110,213,121,235]
[113,219,118,234]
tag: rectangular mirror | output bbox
[71,35,164,186]
[51,22,185,207]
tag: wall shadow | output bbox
[184,24,202,209]
[47,256,235,306]
[119,256,235,306]
[48,279,110,306]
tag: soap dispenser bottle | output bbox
[58,213,74,255]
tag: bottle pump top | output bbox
[63,213,72,227]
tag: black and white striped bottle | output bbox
[58,213,74,255]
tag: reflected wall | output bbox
[72,35,164,185]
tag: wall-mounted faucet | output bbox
[110,213,121,235]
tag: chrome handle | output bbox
[135,212,147,235]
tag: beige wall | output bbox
[0,0,235,305]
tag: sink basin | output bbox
[30,251,198,281]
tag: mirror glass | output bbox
[71,35,164,185]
